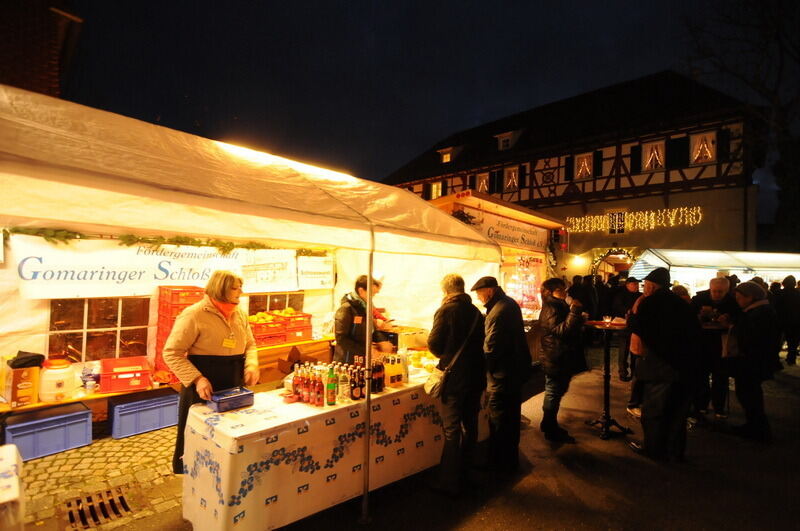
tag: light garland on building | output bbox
[565,206,703,233]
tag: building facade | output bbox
[385,71,760,279]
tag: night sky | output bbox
[63,1,703,182]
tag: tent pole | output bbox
[360,227,375,525]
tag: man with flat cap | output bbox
[471,276,532,473]
[628,267,701,461]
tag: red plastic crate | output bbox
[254,332,287,347]
[285,325,312,342]
[158,299,193,319]
[269,312,312,329]
[250,321,286,335]
[158,286,205,305]
[100,356,152,393]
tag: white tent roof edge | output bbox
[0,84,502,262]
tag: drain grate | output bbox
[64,486,132,529]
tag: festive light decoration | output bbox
[565,206,703,233]
[644,143,664,170]
[576,155,592,179]
[692,135,714,164]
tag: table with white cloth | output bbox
[0,444,23,531]
[182,374,488,530]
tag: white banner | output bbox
[459,205,548,252]
[297,256,334,290]
[10,235,299,299]
[241,250,298,293]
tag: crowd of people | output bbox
[424,268,796,494]
[160,268,795,491]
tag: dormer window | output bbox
[438,147,457,164]
[494,130,521,151]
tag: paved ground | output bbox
[21,346,800,530]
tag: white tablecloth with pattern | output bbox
[0,444,23,531]
[182,375,479,530]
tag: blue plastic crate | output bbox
[4,403,92,461]
[108,388,178,439]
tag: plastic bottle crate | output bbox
[108,388,179,439]
[269,312,312,329]
[285,325,312,342]
[158,299,193,319]
[4,403,92,461]
[250,321,286,335]
[158,286,204,305]
[100,356,152,393]
[255,332,287,347]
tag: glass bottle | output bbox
[326,366,337,406]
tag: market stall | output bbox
[629,248,800,294]
[0,84,502,522]
[431,191,565,321]
[183,372,443,530]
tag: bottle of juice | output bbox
[326,366,337,406]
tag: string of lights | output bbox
[566,206,703,233]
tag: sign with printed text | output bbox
[10,234,298,299]
[457,204,548,252]
[241,250,298,293]
[297,256,334,290]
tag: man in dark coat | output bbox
[628,267,701,461]
[333,275,382,365]
[730,281,781,441]
[612,277,642,381]
[690,277,740,417]
[776,275,800,366]
[471,276,532,473]
[538,278,585,442]
[427,274,486,495]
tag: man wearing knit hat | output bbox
[627,267,701,461]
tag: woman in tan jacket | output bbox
[164,270,259,473]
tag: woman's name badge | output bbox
[353,316,363,324]
[222,337,236,348]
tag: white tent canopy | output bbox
[630,248,800,293]
[0,84,500,262]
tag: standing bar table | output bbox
[584,321,633,439]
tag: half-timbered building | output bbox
[385,71,761,278]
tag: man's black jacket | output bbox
[483,287,532,387]
[538,295,584,377]
[427,293,486,396]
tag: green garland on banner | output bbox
[5,227,327,256]
[7,227,85,244]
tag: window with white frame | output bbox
[48,297,150,362]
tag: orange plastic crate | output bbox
[285,325,312,342]
[158,286,205,305]
[255,332,287,347]
[100,356,152,393]
[269,312,312,329]
[158,299,193,319]
[250,321,286,335]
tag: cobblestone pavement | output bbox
[22,424,183,530]
[17,347,800,530]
